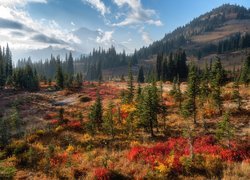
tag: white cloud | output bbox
[0,5,80,50]
[71,21,75,26]
[84,0,109,16]
[139,27,152,45]
[147,20,163,26]
[112,0,162,27]
[96,30,114,45]
[0,0,47,7]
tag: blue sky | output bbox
[0,0,249,56]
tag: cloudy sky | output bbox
[0,0,249,60]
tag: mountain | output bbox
[13,27,128,62]
[136,4,250,60]
[13,46,81,62]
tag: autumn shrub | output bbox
[6,140,29,156]
[94,167,110,180]
[128,135,250,177]
[79,96,92,102]
[0,166,16,178]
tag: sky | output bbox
[0,0,250,59]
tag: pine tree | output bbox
[103,101,115,139]
[175,75,182,109]
[240,55,250,86]
[137,66,144,83]
[127,61,134,102]
[232,78,242,110]
[139,81,159,137]
[0,116,11,147]
[56,59,64,89]
[67,52,74,75]
[216,112,234,148]
[182,63,199,124]
[211,57,223,114]
[156,53,163,81]
[88,90,103,131]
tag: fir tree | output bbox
[216,112,234,148]
[182,63,199,124]
[137,66,144,83]
[232,78,242,110]
[127,61,134,102]
[56,60,64,89]
[211,57,223,115]
[103,101,115,139]
[240,55,250,86]
[88,90,103,131]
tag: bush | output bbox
[79,96,92,103]
[0,166,16,178]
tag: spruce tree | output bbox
[67,52,74,75]
[137,66,144,83]
[56,60,64,89]
[88,90,103,131]
[216,112,234,148]
[182,63,199,124]
[211,57,223,114]
[240,55,250,86]
[103,101,115,139]
[127,61,134,102]
[232,78,242,110]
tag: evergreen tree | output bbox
[56,59,64,89]
[211,57,223,114]
[138,81,159,137]
[216,112,234,148]
[67,52,74,75]
[156,53,163,81]
[232,78,242,110]
[240,55,250,86]
[127,61,134,102]
[103,101,115,139]
[182,63,199,124]
[88,90,103,131]
[175,75,182,109]
[0,116,11,147]
[137,66,144,83]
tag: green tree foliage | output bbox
[67,52,74,75]
[0,44,13,88]
[232,78,242,110]
[199,62,210,101]
[216,112,234,147]
[88,90,103,132]
[137,81,159,137]
[137,66,144,83]
[127,62,134,102]
[240,56,250,86]
[103,101,115,139]
[157,50,188,82]
[56,59,64,89]
[0,117,11,147]
[11,65,39,91]
[182,63,199,124]
[211,57,224,114]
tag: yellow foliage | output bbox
[36,129,45,136]
[121,104,136,113]
[155,155,174,175]
[130,141,141,147]
[55,126,64,132]
[66,145,75,153]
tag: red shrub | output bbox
[127,135,250,173]
[50,119,59,124]
[50,152,68,167]
[94,168,110,180]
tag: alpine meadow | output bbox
[0,1,250,179]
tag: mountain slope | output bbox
[136,4,250,60]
